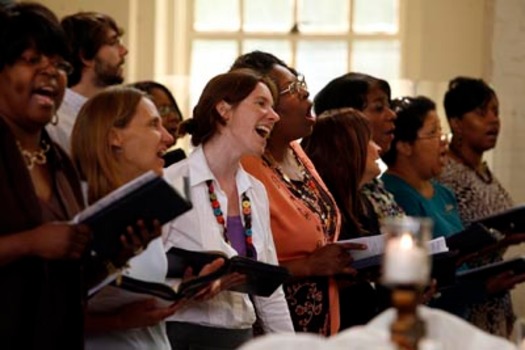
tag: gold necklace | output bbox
[17,140,50,170]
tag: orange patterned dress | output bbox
[242,142,341,335]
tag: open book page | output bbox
[428,236,449,254]
[337,235,385,261]
[88,271,120,297]
[338,235,449,261]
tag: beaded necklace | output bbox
[263,149,336,236]
[206,179,255,258]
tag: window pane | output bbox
[190,40,238,108]
[194,0,240,32]
[244,0,293,32]
[351,40,400,80]
[299,0,349,33]
[242,40,292,63]
[353,0,398,34]
[296,40,348,98]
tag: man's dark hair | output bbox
[61,12,122,87]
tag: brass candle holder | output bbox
[381,217,433,350]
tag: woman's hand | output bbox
[485,271,525,295]
[307,242,367,276]
[113,219,162,267]
[29,222,91,260]
[178,258,247,303]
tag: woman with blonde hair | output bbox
[72,86,218,349]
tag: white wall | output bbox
[490,0,525,320]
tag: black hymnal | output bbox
[456,256,525,282]
[163,148,187,167]
[88,275,193,311]
[166,247,291,297]
[445,222,499,257]
[73,171,192,260]
[475,204,525,234]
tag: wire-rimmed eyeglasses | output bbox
[417,132,452,143]
[279,75,308,97]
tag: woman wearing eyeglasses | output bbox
[382,94,525,335]
[232,51,365,336]
[380,96,462,238]
[130,81,184,142]
[130,81,187,166]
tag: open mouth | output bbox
[486,130,499,137]
[33,86,57,97]
[157,149,167,158]
[32,86,58,107]
[255,125,272,139]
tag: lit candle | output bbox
[383,232,429,285]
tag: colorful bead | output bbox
[206,179,255,259]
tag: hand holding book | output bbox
[110,219,163,269]
[167,247,290,297]
[72,171,192,264]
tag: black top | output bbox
[0,118,86,350]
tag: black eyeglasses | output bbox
[279,75,308,98]
[18,53,73,76]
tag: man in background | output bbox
[47,12,128,153]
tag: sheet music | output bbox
[428,236,449,254]
[337,235,385,261]
[338,235,449,261]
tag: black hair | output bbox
[231,50,298,76]
[129,80,183,122]
[382,96,436,166]
[443,76,496,120]
[314,72,392,115]
[0,2,69,70]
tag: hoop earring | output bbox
[50,113,59,126]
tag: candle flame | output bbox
[400,233,414,250]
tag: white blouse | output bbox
[163,146,293,333]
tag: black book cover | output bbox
[456,256,525,282]
[74,171,192,260]
[445,222,499,257]
[475,204,525,234]
[166,247,291,297]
